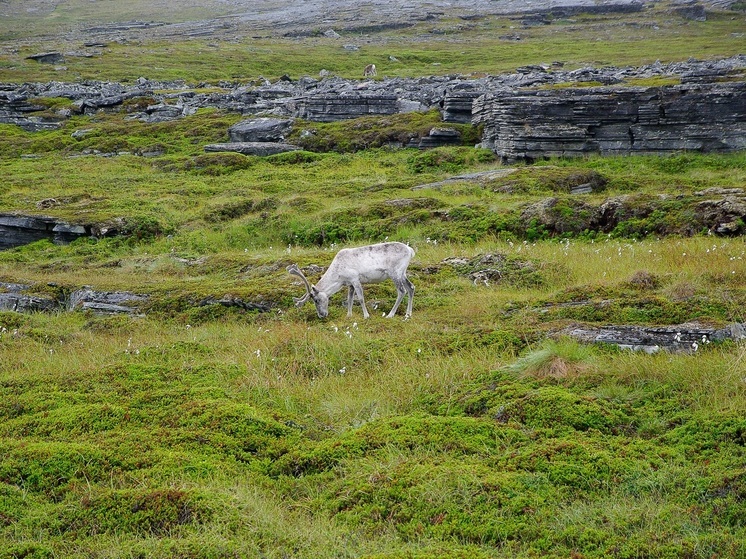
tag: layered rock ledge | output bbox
[473,81,746,161]
[1,55,744,166]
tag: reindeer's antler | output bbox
[287,264,313,306]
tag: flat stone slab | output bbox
[204,142,301,156]
[413,169,519,190]
[562,322,746,353]
[68,288,150,315]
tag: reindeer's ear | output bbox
[311,285,319,296]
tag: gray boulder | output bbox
[228,118,294,142]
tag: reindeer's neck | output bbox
[316,273,345,296]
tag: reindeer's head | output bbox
[287,264,330,318]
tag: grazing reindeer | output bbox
[287,242,415,319]
[363,63,377,78]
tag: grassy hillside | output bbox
[1,4,746,558]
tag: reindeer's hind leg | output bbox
[404,277,415,318]
[346,286,355,318]
[386,278,409,318]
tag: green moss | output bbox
[59,488,210,536]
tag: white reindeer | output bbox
[363,63,377,78]
[287,242,415,319]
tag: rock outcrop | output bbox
[516,188,746,237]
[0,282,148,315]
[0,214,89,249]
[563,322,746,353]
[473,81,746,161]
[2,56,744,158]
[228,117,294,142]
[204,141,300,156]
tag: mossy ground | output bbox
[1,5,746,557]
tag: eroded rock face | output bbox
[0,282,58,313]
[67,288,149,315]
[0,214,89,249]
[695,195,746,235]
[294,93,400,122]
[228,118,294,142]
[517,190,746,237]
[473,82,746,161]
[0,283,149,315]
[4,56,743,131]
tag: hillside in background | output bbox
[3,0,731,40]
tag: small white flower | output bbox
[338,367,346,374]
[255,349,261,357]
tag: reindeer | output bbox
[363,63,377,78]
[287,242,415,319]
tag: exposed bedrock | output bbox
[2,56,744,159]
[473,81,746,161]
[0,214,89,249]
[562,322,746,353]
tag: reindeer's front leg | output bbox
[352,282,370,319]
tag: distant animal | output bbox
[363,63,377,77]
[287,241,415,319]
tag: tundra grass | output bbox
[1,261,745,557]
[1,148,746,557]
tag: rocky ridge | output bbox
[2,55,743,134]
